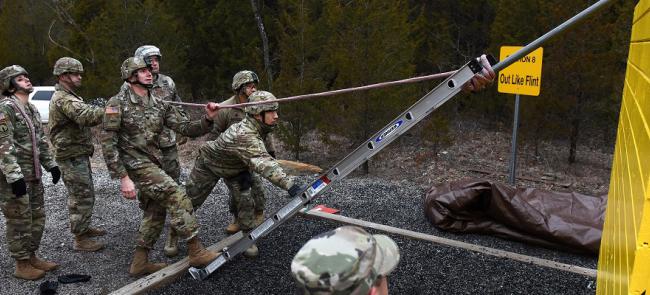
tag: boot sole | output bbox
[189,253,220,268]
[32,264,58,272]
[14,273,45,280]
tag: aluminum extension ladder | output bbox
[188,0,613,281]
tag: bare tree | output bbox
[41,0,96,65]
[250,0,272,90]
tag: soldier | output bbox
[101,57,219,276]
[208,70,276,236]
[0,65,61,280]
[291,226,400,295]
[187,90,302,258]
[49,57,106,252]
[135,45,186,257]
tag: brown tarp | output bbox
[423,179,606,254]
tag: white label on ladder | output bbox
[375,119,403,143]
[276,197,303,219]
[249,219,274,240]
[307,176,331,197]
[205,255,227,273]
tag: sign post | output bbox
[497,46,543,185]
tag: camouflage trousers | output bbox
[160,145,181,238]
[0,180,45,260]
[129,165,198,249]
[59,156,95,235]
[224,173,265,215]
[160,145,181,183]
[186,156,263,232]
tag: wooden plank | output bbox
[277,159,323,175]
[110,232,243,295]
[299,209,597,278]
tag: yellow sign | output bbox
[497,46,543,96]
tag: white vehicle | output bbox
[28,86,55,123]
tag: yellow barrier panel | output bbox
[597,1,650,294]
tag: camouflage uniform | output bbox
[151,74,183,182]
[187,115,293,231]
[0,96,57,260]
[207,95,277,217]
[48,83,104,235]
[291,226,401,295]
[101,84,213,249]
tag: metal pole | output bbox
[493,0,612,72]
[509,94,521,185]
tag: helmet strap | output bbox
[129,80,153,89]
[258,110,277,129]
[127,74,153,89]
[10,78,33,94]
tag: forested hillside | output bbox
[0,0,635,165]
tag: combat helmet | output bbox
[120,57,149,80]
[134,45,161,66]
[291,226,400,295]
[244,90,279,116]
[232,70,259,91]
[53,57,84,76]
[0,65,29,93]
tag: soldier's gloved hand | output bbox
[288,184,305,198]
[268,150,276,158]
[48,166,61,184]
[10,178,27,197]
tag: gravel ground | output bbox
[0,167,598,295]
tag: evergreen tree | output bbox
[272,0,327,160]
[0,0,56,86]
[317,0,417,173]
[46,0,189,98]
[165,0,264,100]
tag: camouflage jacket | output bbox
[101,84,213,179]
[208,95,276,153]
[0,96,56,183]
[201,116,292,190]
[151,74,182,148]
[48,83,104,160]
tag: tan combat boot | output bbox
[29,254,58,272]
[85,227,107,237]
[187,237,219,268]
[254,211,264,226]
[74,234,105,252]
[129,247,167,277]
[225,216,240,234]
[164,228,179,257]
[14,259,45,280]
[243,244,259,258]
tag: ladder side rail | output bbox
[189,0,616,281]
[188,59,483,280]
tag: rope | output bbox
[169,70,455,109]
